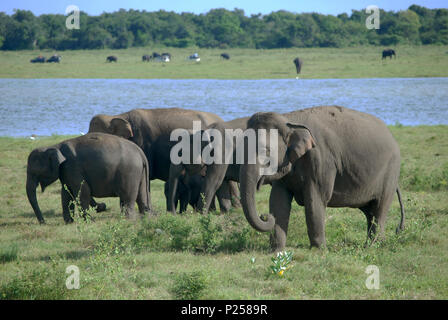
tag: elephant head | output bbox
[240,112,316,232]
[26,147,66,223]
[88,114,133,139]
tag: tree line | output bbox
[0,5,447,50]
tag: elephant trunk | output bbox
[240,163,275,232]
[196,165,227,214]
[26,173,45,224]
[167,164,183,214]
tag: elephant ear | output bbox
[285,123,316,163]
[110,118,133,139]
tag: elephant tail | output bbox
[141,152,152,212]
[396,187,405,234]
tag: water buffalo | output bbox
[46,55,61,63]
[221,53,230,60]
[161,53,171,61]
[106,56,118,63]
[382,49,396,59]
[293,57,303,74]
[30,56,46,63]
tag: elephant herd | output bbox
[26,106,405,251]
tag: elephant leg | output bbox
[229,181,241,208]
[119,182,139,220]
[360,201,377,245]
[303,183,327,249]
[61,187,74,223]
[90,198,106,213]
[209,195,217,211]
[365,191,395,245]
[216,180,232,213]
[269,181,293,252]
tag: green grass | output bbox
[1,45,448,79]
[0,126,447,299]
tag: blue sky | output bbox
[0,0,446,16]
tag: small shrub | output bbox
[0,244,18,263]
[0,262,68,300]
[171,271,208,300]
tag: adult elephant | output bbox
[26,133,151,224]
[167,117,247,214]
[88,108,226,212]
[293,57,302,74]
[382,49,396,59]
[239,106,405,251]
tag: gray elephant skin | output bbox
[26,133,151,224]
[168,117,248,214]
[239,106,405,251]
[164,173,216,213]
[88,107,231,212]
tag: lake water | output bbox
[0,78,447,137]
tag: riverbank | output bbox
[1,46,448,79]
[0,125,447,299]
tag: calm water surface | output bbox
[0,78,447,137]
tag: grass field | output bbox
[0,125,447,299]
[1,46,448,79]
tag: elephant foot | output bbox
[96,202,107,213]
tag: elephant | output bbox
[26,133,152,224]
[382,49,396,59]
[293,57,302,74]
[239,106,405,251]
[142,55,151,62]
[167,117,248,214]
[87,107,234,212]
[30,56,46,63]
[164,173,216,213]
[106,56,118,62]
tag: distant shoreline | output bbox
[1,46,447,79]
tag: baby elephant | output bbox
[26,133,152,224]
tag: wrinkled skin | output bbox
[382,49,396,59]
[26,133,152,224]
[88,108,225,212]
[240,106,405,251]
[293,57,302,74]
[167,117,248,214]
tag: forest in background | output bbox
[0,5,447,51]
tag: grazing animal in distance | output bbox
[221,53,230,60]
[106,56,118,63]
[293,57,302,74]
[30,56,46,63]
[46,54,61,63]
[382,49,396,60]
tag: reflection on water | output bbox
[0,78,447,136]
